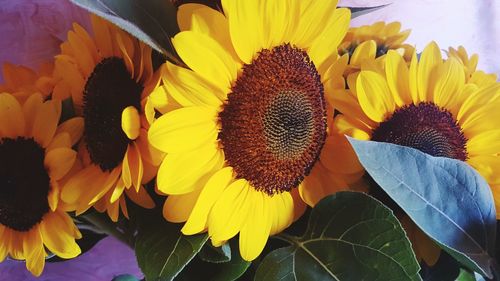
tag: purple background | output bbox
[0,237,143,281]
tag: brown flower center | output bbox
[371,102,467,160]
[219,44,327,195]
[83,57,143,171]
[0,137,50,231]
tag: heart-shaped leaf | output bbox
[255,192,421,281]
[348,138,496,278]
[198,243,231,264]
[69,0,179,60]
[134,209,208,281]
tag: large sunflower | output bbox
[332,42,500,264]
[0,92,82,276]
[338,21,414,81]
[148,0,354,260]
[55,16,161,221]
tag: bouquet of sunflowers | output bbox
[1,0,499,280]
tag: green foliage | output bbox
[255,192,421,281]
[348,138,497,278]
[132,207,208,281]
[69,0,179,61]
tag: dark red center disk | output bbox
[219,44,327,195]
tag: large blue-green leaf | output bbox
[255,192,421,281]
[348,138,496,278]
[69,0,179,60]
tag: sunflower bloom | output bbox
[338,21,414,81]
[55,16,161,221]
[148,0,353,260]
[332,42,500,265]
[0,93,82,276]
[447,46,497,85]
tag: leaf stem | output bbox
[80,212,134,248]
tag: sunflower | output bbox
[148,0,354,260]
[338,21,414,81]
[447,46,497,85]
[332,42,500,265]
[0,92,82,276]
[0,62,55,102]
[54,16,162,221]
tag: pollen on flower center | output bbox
[0,137,50,231]
[83,57,143,172]
[371,102,468,160]
[219,44,327,195]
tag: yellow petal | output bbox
[88,166,122,205]
[468,155,500,185]
[182,167,234,235]
[45,147,77,181]
[222,0,262,64]
[148,106,218,153]
[23,227,46,277]
[261,0,298,49]
[124,142,143,191]
[40,212,81,259]
[48,181,60,211]
[163,189,202,223]
[33,100,61,148]
[163,62,224,108]
[356,70,395,122]
[172,31,237,92]
[417,42,442,102]
[55,117,84,146]
[121,106,140,140]
[239,189,271,261]
[136,129,164,166]
[47,132,72,151]
[0,93,25,138]
[467,130,500,156]
[178,4,239,63]
[122,145,133,188]
[125,187,155,209]
[91,15,113,57]
[292,0,339,49]
[22,92,43,136]
[110,177,126,203]
[269,192,294,235]
[61,165,102,204]
[432,58,465,108]
[308,8,350,69]
[208,179,251,241]
[385,50,411,107]
[350,40,377,67]
[107,199,120,222]
[320,134,363,174]
[156,144,224,195]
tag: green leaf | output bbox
[134,211,208,281]
[341,4,390,19]
[211,240,251,281]
[69,0,179,59]
[348,138,497,278]
[255,192,421,281]
[198,243,231,263]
